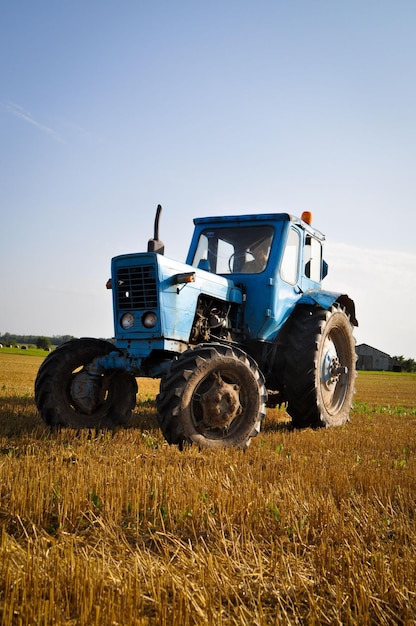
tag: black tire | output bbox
[284,304,356,428]
[35,338,137,429]
[156,343,267,449]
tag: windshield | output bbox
[191,226,274,274]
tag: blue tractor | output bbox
[35,206,358,449]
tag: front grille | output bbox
[116,265,158,310]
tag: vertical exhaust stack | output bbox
[147,204,165,254]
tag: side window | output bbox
[305,236,322,282]
[280,228,300,285]
[216,239,234,274]
[192,234,209,269]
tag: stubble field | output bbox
[0,352,415,625]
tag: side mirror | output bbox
[197,258,211,271]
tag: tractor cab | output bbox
[186,212,327,341]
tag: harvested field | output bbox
[0,353,415,625]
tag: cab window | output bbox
[280,227,300,285]
[191,226,274,275]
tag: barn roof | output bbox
[356,343,391,359]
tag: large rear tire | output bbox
[35,338,137,429]
[284,304,356,428]
[156,343,267,449]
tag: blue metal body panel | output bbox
[111,252,242,358]
[298,290,343,309]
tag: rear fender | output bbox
[298,290,358,326]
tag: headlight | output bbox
[120,312,135,329]
[142,312,158,328]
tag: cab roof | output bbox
[193,213,325,241]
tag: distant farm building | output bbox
[356,344,393,371]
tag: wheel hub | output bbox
[200,373,242,430]
[70,371,105,414]
[322,338,348,390]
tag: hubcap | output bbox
[322,337,348,389]
[320,334,350,413]
[70,371,105,414]
[200,372,242,430]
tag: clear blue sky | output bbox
[1,0,415,357]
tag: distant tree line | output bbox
[0,333,114,350]
[0,332,75,348]
[392,356,416,373]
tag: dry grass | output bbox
[0,354,415,625]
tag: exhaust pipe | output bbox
[147,204,165,254]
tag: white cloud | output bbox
[1,101,65,143]
[324,241,416,358]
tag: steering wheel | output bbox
[228,251,253,272]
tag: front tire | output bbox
[284,304,356,428]
[156,343,267,449]
[35,338,137,429]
